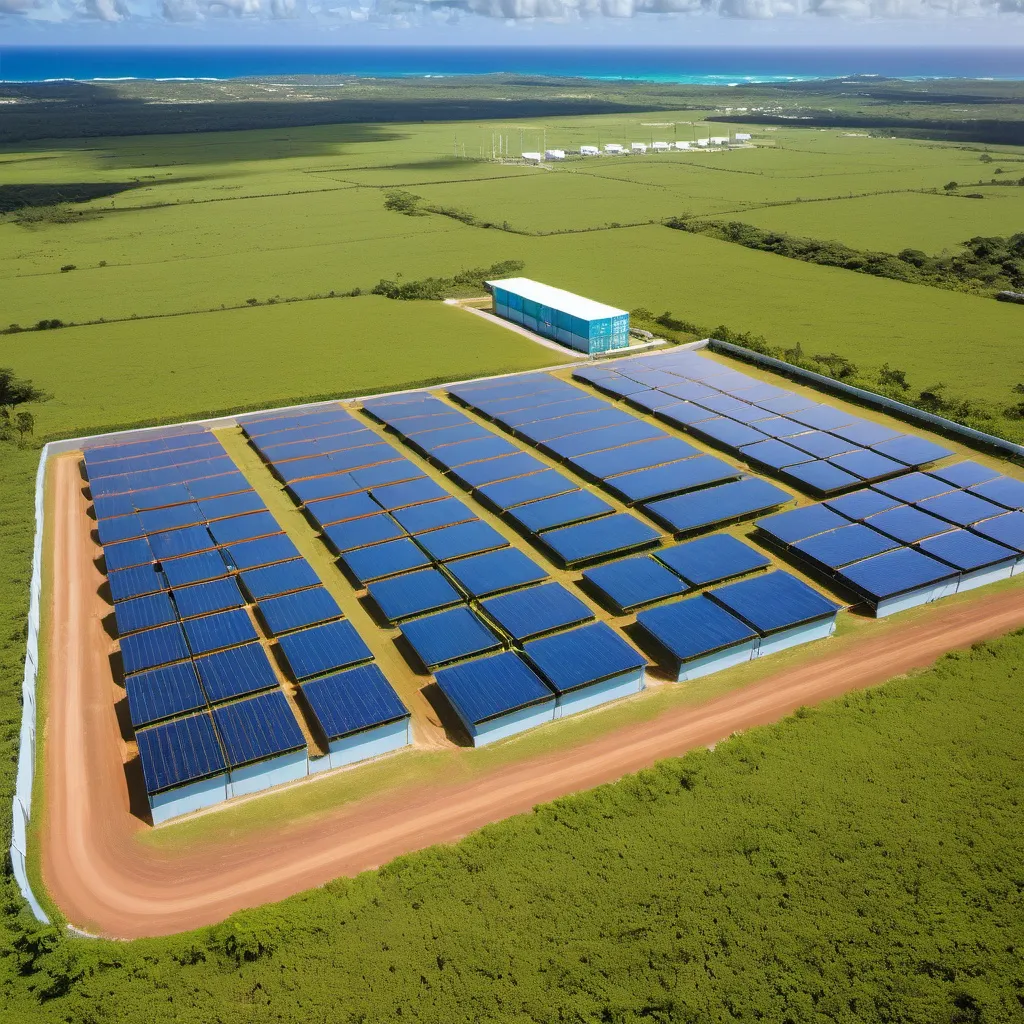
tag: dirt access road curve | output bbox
[42,454,1024,939]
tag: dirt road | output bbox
[41,454,1024,939]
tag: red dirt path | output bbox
[41,454,1024,939]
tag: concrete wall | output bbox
[874,578,960,617]
[227,749,308,799]
[150,774,228,825]
[755,615,837,658]
[675,640,759,682]
[956,561,1015,593]
[555,667,645,719]
[470,701,555,747]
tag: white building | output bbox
[604,143,624,154]
[544,149,566,160]
[696,139,710,147]
[735,132,752,141]
[710,136,730,145]
[580,145,599,156]
[651,141,670,152]
[630,142,648,153]
[674,141,691,150]
[522,151,543,164]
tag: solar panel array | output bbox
[754,460,1024,608]
[83,421,408,798]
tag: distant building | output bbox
[735,132,752,141]
[696,139,710,147]
[604,143,624,154]
[675,141,691,150]
[710,136,730,145]
[486,277,630,355]
[580,145,600,156]
[522,151,543,163]
[631,142,648,153]
[544,149,566,160]
[651,141,670,152]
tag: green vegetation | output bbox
[371,258,524,300]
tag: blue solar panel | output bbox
[605,456,742,505]
[324,514,405,553]
[789,405,856,431]
[508,490,615,533]
[240,558,321,600]
[301,663,409,741]
[277,619,373,680]
[756,504,854,545]
[645,478,790,535]
[367,567,463,623]
[120,622,191,674]
[328,443,397,475]
[148,525,215,561]
[757,394,818,415]
[276,454,342,484]
[114,591,177,635]
[867,505,955,544]
[636,595,757,664]
[195,642,279,702]
[187,471,252,501]
[104,536,154,572]
[288,473,360,504]
[208,512,281,546]
[392,497,477,535]
[196,491,263,521]
[371,477,450,510]
[446,547,548,597]
[827,421,902,447]
[213,690,305,767]
[583,555,688,612]
[656,403,719,430]
[918,529,1016,572]
[519,409,634,444]
[183,607,259,655]
[781,459,861,496]
[416,520,509,561]
[452,453,547,489]
[501,397,614,429]
[226,534,301,570]
[972,511,1024,552]
[413,424,491,451]
[593,376,650,398]
[655,534,770,587]
[931,461,1001,488]
[97,513,145,546]
[695,394,766,425]
[540,513,661,567]
[93,493,136,520]
[916,490,1004,527]
[658,381,721,403]
[689,417,769,451]
[350,459,424,489]
[138,502,208,535]
[828,449,905,482]
[304,492,379,529]
[792,524,901,570]
[524,621,645,694]
[823,488,902,521]
[136,713,226,795]
[124,661,206,728]
[754,417,809,440]
[435,651,554,727]
[628,390,683,413]
[710,570,840,634]
[257,586,342,635]
[478,471,577,511]
[874,473,955,503]
[480,582,594,643]
[161,549,229,587]
[872,435,953,467]
[571,437,699,481]
[340,537,431,585]
[108,563,166,602]
[838,547,958,601]
[786,431,857,460]
[573,366,620,385]
[739,439,815,471]
[543,420,665,459]
[392,412,469,435]
[172,576,246,619]
[399,606,502,669]
[969,475,1024,510]
[433,437,522,469]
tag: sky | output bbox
[3,0,1024,48]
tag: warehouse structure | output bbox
[486,277,630,355]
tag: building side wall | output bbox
[755,615,837,658]
[470,702,556,747]
[555,667,645,719]
[492,287,629,354]
[675,640,759,682]
[1012,556,1024,576]
[325,717,413,769]
[227,750,309,799]
[956,561,1015,593]
[150,774,228,825]
[874,579,960,618]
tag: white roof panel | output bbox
[487,278,628,323]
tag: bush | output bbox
[59,264,76,273]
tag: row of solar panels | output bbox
[572,350,954,497]
[754,460,1024,607]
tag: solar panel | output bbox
[120,622,191,674]
[304,492,379,529]
[276,454,343,484]
[604,456,742,505]
[477,471,578,511]
[445,547,548,598]
[480,582,594,642]
[129,483,193,510]
[931,461,1001,488]
[571,437,699,481]
[431,437,520,468]
[654,534,770,587]
[823,488,903,521]
[391,497,477,535]
[969,476,1024,511]
[207,512,282,546]
[507,490,615,533]
[709,570,841,635]
[874,473,955,503]
[789,405,856,431]
[148,525,215,561]
[367,567,463,623]
[415,520,509,562]
[918,529,1016,572]
[391,412,469,435]
[324,514,406,553]
[104,536,154,573]
[434,651,554,727]
[636,595,757,665]
[540,514,661,567]
[827,449,905,482]
[786,431,858,460]
[108,563,166,602]
[523,622,645,694]
[583,555,688,613]
[695,394,767,425]
[301,663,409,741]
[866,505,955,544]
[755,504,854,545]
[288,473,361,504]
[451,452,548,489]
[399,606,502,669]
[659,381,721,403]
[753,417,809,440]
[645,478,790,535]
[137,503,208,538]
[501,397,616,429]
[340,537,432,585]
[350,459,425,489]
[792,524,901,570]
[739,439,815,471]
[197,491,264,521]
[194,642,278,703]
[916,490,1004,527]
[756,393,818,415]
[871,435,953,467]
[837,546,958,601]
[689,417,769,451]
[518,409,633,444]
[412,424,491,452]
[93,493,136,520]
[543,420,665,459]
[656,403,718,430]
[136,713,226,795]
[183,607,259,655]
[187,471,252,501]
[240,559,321,600]
[114,591,177,635]
[213,690,305,767]
[783,460,864,499]
[225,534,301,570]
[327,443,397,475]
[628,390,684,413]
[828,421,903,447]
[161,549,229,587]
[276,619,372,680]
[371,477,450,510]
[256,586,342,635]
[172,576,246,619]
[972,511,1024,552]
[124,661,207,728]
[97,513,145,546]
[593,376,651,399]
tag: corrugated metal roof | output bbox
[709,570,841,634]
[435,651,554,726]
[837,546,958,600]
[636,595,756,664]
[917,529,1017,572]
[488,277,628,321]
[524,621,645,693]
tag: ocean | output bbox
[1,46,1023,85]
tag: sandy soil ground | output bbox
[41,454,1024,939]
